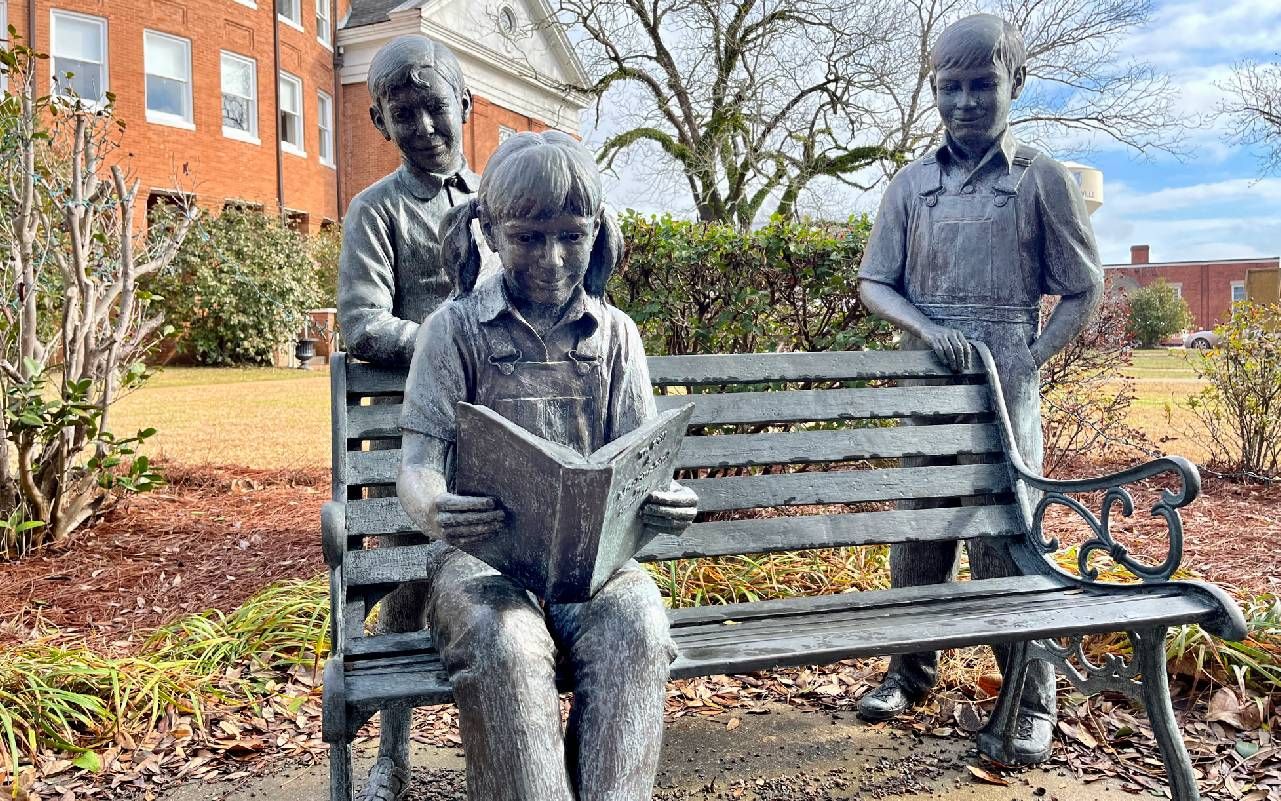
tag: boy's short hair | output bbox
[930,14,1026,78]
[367,35,466,104]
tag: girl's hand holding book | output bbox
[434,492,505,545]
[640,481,698,535]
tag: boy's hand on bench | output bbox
[434,493,505,545]
[642,481,698,535]
[919,323,973,372]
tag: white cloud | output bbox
[1127,0,1281,65]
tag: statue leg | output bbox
[1132,628,1200,801]
[428,550,575,801]
[549,562,674,801]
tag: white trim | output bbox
[317,89,335,167]
[278,70,305,151]
[49,9,109,105]
[231,0,257,7]
[277,0,303,29]
[1230,280,1246,304]
[0,2,9,92]
[220,50,258,141]
[222,128,261,145]
[316,0,333,48]
[279,15,304,32]
[143,29,193,126]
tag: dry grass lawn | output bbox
[1116,348,1210,463]
[110,365,330,468]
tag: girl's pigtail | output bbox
[441,198,484,296]
[584,208,623,298]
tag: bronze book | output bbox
[453,401,694,603]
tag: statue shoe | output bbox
[856,674,925,722]
[1009,710,1054,765]
[360,756,411,801]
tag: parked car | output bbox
[1178,330,1219,348]
[1184,330,1219,350]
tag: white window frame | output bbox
[498,124,517,145]
[1230,280,1246,304]
[143,30,193,129]
[49,10,108,106]
[232,0,256,8]
[278,71,305,157]
[317,89,334,167]
[1169,282,1183,299]
[316,0,332,48]
[0,2,9,93]
[277,0,303,31]
[220,51,258,144]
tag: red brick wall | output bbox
[10,0,339,231]
[1106,259,1278,330]
[339,84,551,212]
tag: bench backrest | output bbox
[330,349,1024,642]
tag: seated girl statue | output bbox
[396,130,698,801]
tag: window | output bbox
[498,124,517,145]
[316,0,331,46]
[317,90,334,166]
[0,2,9,93]
[278,71,304,155]
[144,31,192,127]
[1169,282,1182,299]
[221,52,257,141]
[50,11,107,103]
[277,0,301,28]
[1231,281,1246,304]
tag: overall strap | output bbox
[993,146,1038,207]
[919,153,946,208]
[478,320,521,376]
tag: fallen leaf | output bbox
[967,765,1008,786]
[726,717,741,731]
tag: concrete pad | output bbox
[160,705,1135,800]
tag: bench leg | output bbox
[331,740,355,801]
[976,639,1030,764]
[1132,627,1199,801]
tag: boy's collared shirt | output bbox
[860,129,1101,302]
[400,274,656,452]
[339,163,481,366]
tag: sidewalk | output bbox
[160,704,1135,801]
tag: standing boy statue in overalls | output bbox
[856,13,1103,764]
[335,34,478,801]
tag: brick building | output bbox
[1,0,587,231]
[1106,245,1281,331]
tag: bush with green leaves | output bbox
[1184,302,1281,479]
[1128,278,1193,348]
[150,209,324,366]
[611,213,892,356]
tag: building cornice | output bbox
[337,4,589,134]
[1104,257,1280,269]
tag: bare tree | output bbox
[0,41,196,556]
[1221,58,1281,176]
[537,0,1187,226]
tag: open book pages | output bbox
[454,401,695,602]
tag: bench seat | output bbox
[330,574,1225,718]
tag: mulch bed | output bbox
[0,464,328,653]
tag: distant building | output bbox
[1105,245,1281,331]
[1,0,588,231]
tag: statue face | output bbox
[372,70,470,175]
[932,62,1023,155]
[487,212,599,308]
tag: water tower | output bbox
[1062,162,1104,216]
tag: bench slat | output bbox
[684,463,1011,513]
[341,423,1004,487]
[342,463,1012,537]
[340,503,1024,587]
[336,580,1218,710]
[347,404,404,442]
[346,361,409,396]
[655,385,991,425]
[647,351,982,385]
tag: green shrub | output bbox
[1128,279,1193,348]
[611,213,892,356]
[149,210,324,366]
[1184,302,1281,478]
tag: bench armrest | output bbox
[1016,455,1198,584]
[322,500,347,654]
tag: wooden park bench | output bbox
[321,344,1245,801]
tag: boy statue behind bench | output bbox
[856,13,1104,763]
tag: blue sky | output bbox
[586,0,1281,266]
